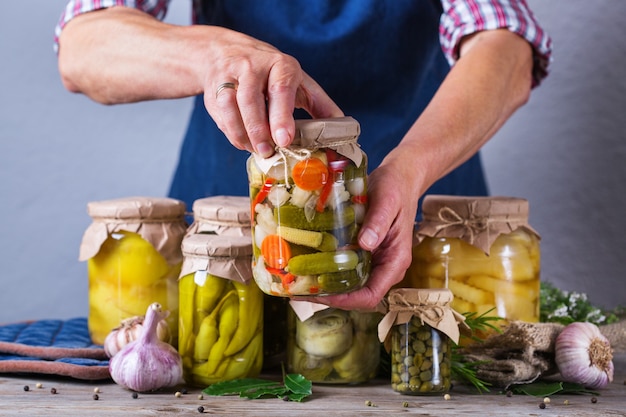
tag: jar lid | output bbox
[292,116,361,148]
[180,233,253,283]
[378,288,466,346]
[79,196,187,263]
[86,196,186,221]
[417,195,540,254]
[191,195,250,225]
[181,233,252,258]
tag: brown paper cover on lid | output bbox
[186,196,251,237]
[253,116,363,174]
[378,288,467,350]
[180,233,253,283]
[79,196,187,264]
[417,195,540,255]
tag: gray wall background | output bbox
[1,1,624,323]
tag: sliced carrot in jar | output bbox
[291,157,328,191]
[261,234,292,270]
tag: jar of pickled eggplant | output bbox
[178,233,263,386]
[79,197,187,345]
[379,289,463,395]
[185,195,251,238]
[287,301,381,384]
[404,195,541,324]
[247,116,370,297]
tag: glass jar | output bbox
[178,233,263,386]
[79,197,187,345]
[380,289,461,395]
[247,116,370,296]
[403,196,541,324]
[287,301,381,384]
[185,195,251,238]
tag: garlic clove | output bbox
[104,313,172,358]
[554,321,614,389]
[109,302,184,392]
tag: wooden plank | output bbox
[0,353,624,417]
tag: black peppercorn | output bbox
[591,397,598,404]
[132,392,139,399]
[539,402,546,409]
[197,406,205,413]
[23,385,29,392]
[93,394,99,400]
[50,387,57,394]
[506,390,513,397]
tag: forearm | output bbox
[57,6,209,104]
[384,29,533,195]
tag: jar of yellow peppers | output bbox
[403,195,541,325]
[178,233,263,386]
[79,197,187,345]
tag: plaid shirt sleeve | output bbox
[440,0,553,86]
[53,0,171,53]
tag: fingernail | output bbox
[360,228,378,249]
[274,128,290,147]
[256,142,274,158]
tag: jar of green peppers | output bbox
[247,116,370,297]
[178,233,263,386]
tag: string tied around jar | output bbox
[274,146,313,190]
[378,288,467,351]
[433,206,489,244]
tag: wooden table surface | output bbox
[1,353,624,417]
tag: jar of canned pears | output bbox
[178,233,263,386]
[380,289,463,395]
[403,195,541,324]
[185,195,251,238]
[287,301,381,384]
[247,116,370,297]
[79,197,187,345]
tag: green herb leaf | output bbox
[509,381,600,397]
[284,373,312,396]
[202,374,312,402]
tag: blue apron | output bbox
[168,0,488,215]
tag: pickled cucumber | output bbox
[318,270,361,292]
[287,250,358,276]
[275,204,355,231]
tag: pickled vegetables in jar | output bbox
[247,117,371,296]
[178,233,263,386]
[287,301,381,384]
[80,197,187,345]
[403,195,541,324]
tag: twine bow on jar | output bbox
[433,206,489,245]
[378,288,467,351]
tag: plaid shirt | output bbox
[54,0,552,85]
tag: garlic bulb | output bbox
[555,321,614,389]
[109,302,184,392]
[104,314,171,358]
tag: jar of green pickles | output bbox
[404,195,541,324]
[185,195,251,238]
[287,301,381,384]
[178,233,263,386]
[247,116,370,297]
[79,197,187,345]
[379,289,463,395]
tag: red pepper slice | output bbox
[251,177,275,217]
[351,194,368,204]
[316,149,350,212]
